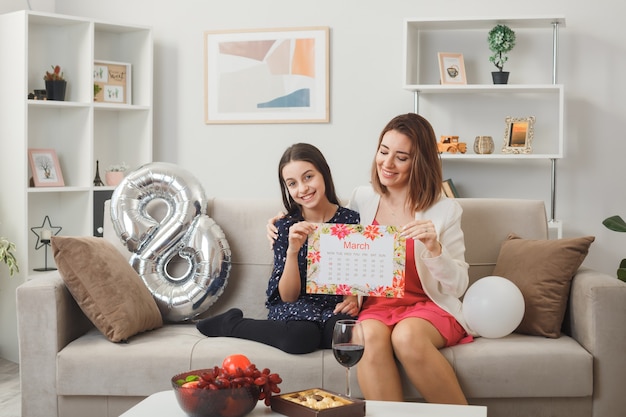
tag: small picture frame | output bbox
[28,148,64,187]
[442,179,459,198]
[438,53,467,85]
[94,60,132,104]
[502,116,535,154]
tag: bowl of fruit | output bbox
[171,354,282,417]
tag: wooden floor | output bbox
[0,358,20,417]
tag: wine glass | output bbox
[332,319,364,398]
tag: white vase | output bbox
[105,171,125,186]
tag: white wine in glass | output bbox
[332,319,364,398]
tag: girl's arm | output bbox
[277,221,316,302]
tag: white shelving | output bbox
[0,10,153,273]
[403,16,565,237]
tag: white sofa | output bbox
[16,198,626,417]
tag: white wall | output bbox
[52,0,626,276]
[1,0,624,362]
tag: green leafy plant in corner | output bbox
[488,24,516,72]
[0,236,19,276]
[602,215,626,282]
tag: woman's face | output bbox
[375,129,412,191]
[281,160,327,209]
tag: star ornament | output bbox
[30,216,62,250]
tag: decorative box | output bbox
[271,388,365,417]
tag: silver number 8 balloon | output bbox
[110,162,231,322]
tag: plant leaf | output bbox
[602,215,626,232]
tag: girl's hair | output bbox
[370,113,443,211]
[278,143,340,216]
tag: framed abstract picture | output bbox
[204,27,329,124]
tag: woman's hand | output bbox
[266,212,284,249]
[334,295,360,317]
[401,219,442,256]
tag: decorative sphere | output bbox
[462,276,525,338]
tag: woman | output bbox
[197,143,359,354]
[350,113,474,404]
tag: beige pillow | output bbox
[52,236,163,342]
[492,233,595,338]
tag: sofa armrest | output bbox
[16,271,93,417]
[568,267,626,417]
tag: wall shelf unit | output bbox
[403,16,565,237]
[0,10,153,274]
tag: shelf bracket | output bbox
[550,158,557,222]
[413,91,420,114]
[552,21,560,84]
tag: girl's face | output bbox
[375,129,413,190]
[282,160,327,209]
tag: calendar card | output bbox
[306,223,406,298]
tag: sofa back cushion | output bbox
[100,197,550,321]
[204,198,283,320]
[457,198,548,285]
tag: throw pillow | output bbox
[52,236,163,342]
[492,233,595,338]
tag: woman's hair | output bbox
[278,143,340,216]
[370,113,443,211]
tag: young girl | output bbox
[196,143,359,354]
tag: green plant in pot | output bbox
[0,236,19,276]
[602,215,626,282]
[488,24,516,84]
[43,65,67,101]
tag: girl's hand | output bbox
[401,219,442,256]
[286,221,316,254]
[334,295,360,317]
[266,212,284,249]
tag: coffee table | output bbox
[119,390,487,417]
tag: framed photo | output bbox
[502,116,535,154]
[94,61,132,104]
[28,148,64,187]
[204,27,329,124]
[438,53,467,85]
[442,179,459,198]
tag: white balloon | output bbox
[462,276,525,338]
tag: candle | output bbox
[41,229,52,240]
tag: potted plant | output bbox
[106,162,129,187]
[0,236,19,276]
[602,215,626,282]
[43,65,67,101]
[488,24,516,84]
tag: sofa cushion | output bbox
[492,234,594,338]
[57,324,324,396]
[52,235,163,342]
